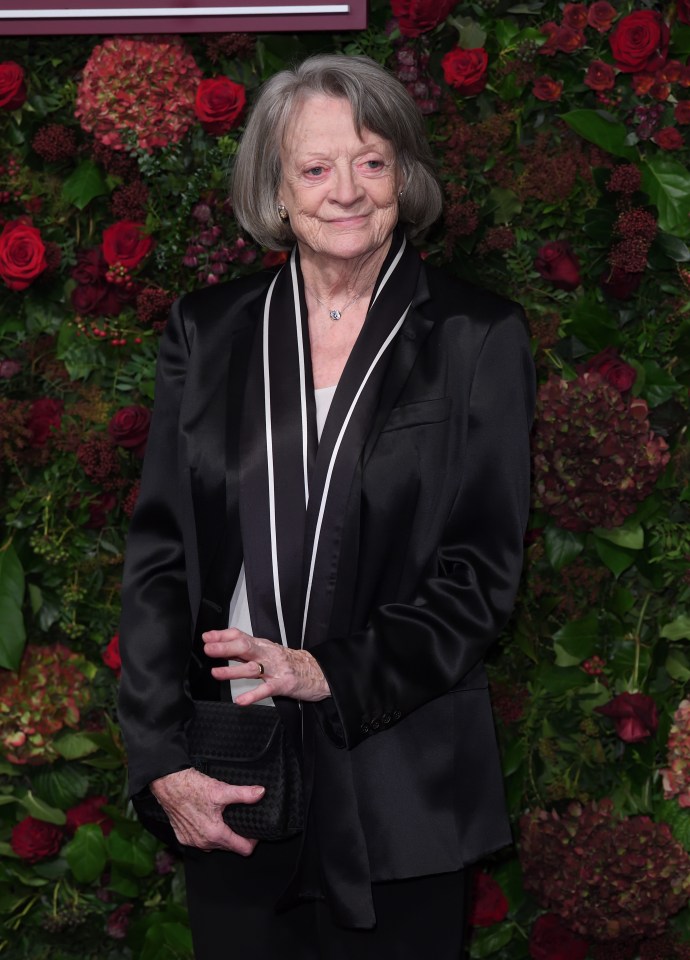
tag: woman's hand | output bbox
[202,628,331,706]
[150,768,263,855]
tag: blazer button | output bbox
[393,710,401,720]
[371,720,380,730]
[382,713,391,724]
[360,723,370,734]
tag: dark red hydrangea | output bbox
[31,124,78,163]
[106,903,133,939]
[86,491,118,529]
[520,799,690,940]
[122,479,141,518]
[600,267,643,300]
[532,372,670,531]
[11,817,63,863]
[478,226,516,256]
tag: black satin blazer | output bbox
[118,261,535,924]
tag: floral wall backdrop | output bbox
[0,1,689,957]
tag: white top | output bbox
[228,384,338,704]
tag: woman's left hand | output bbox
[202,628,331,706]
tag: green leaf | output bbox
[544,526,585,570]
[654,231,690,263]
[64,825,107,884]
[535,663,588,695]
[656,797,690,851]
[53,732,99,761]
[17,792,66,825]
[107,866,140,898]
[32,764,89,809]
[494,19,519,48]
[107,829,155,877]
[487,187,522,225]
[140,920,194,960]
[667,649,690,683]
[501,738,527,776]
[553,614,598,666]
[62,160,109,210]
[493,859,525,913]
[594,537,636,576]
[593,524,644,550]
[578,681,612,713]
[561,110,637,160]
[661,615,690,642]
[0,542,26,670]
[671,24,690,56]
[641,157,690,239]
[469,921,515,958]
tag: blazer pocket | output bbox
[380,396,451,433]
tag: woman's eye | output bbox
[305,166,325,177]
[364,159,384,170]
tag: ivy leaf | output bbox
[62,160,109,211]
[107,829,155,878]
[561,110,637,160]
[64,825,107,883]
[641,157,690,238]
[661,615,690,642]
[594,537,636,577]
[553,614,598,666]
[593,523,644,550]
[0,541,26,670]
[17,792,66,825]
[544,526,585,570]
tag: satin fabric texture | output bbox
[118,247,535,929]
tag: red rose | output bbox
[653,126,684,150]
[650,81,671,102]
[441,48,489,96]
[555,25,586,53]
[106,903,133,940]
[678,0,690,26]
[0,61,26,110]
[583,346,636,392]
[600,267,643,299]
[675,101,690,124]
[11,816,63,863]
[585,59,616,91]
[631,73,655,96]
[102,633,121,676]
[72,247,107,285]
[195,77,246,135]
[533,76,563,101]
[660,59,683,83]
[563,3,588,30]
[469,872,509,927]
[108,404,151,457]
[66,796,114,836]
[534,241,581,291]
[609,11,669,75]
[27,397,63,447]
[596,692,659,743]
[86,491,118,529]
[71,283,110,317]
[539,22,559,56]
[587,1,617,33]
[529,914,589,960]
[0,220,47,291]
[102,221,153,270]
[391,0,457,37]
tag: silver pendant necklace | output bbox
[307,284,373,321]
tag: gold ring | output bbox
[257,662,265,677]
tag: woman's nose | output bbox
[330,165,362,205]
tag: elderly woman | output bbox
[118,54,534,959]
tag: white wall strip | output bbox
[0,6,349,18]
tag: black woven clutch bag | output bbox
[133,700,303,843]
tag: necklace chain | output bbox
[307,282,373,321]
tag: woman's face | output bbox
[278,94,403,264]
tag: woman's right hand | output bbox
[149,768,264,855]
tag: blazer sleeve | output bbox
[309,309,535,749]
[117,298,195,796]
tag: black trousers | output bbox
[184,836,468,959]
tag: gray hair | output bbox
[231,54,443,250]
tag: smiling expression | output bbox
[278,94,404,264]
